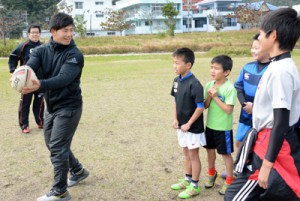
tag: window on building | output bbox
[136,21,141,27]
[151,4,163,12]
[107,31,116,35]
[217,2,234,11]
[112,0,118,5]
[95,1,104,5]
[183,19,192,28]
[75,2,83,9]
[195,18,206,28]
[151,3,178,14]
[224,18,237,27]
[96,14,104,18]
[176,4,180,11]
[145,21,152,26]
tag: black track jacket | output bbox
[26,37,84,113]
[8,40,42,73]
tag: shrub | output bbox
[206,46,250,57]
[1,30,259,56]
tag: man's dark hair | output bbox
[253,33,260,40]
[261,8,300,51]
[27,25,41,33]
[172,47,195,67]
[211,55,233,72]
[49,13,74,31]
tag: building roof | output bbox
[249,1,278,11]
[198,0,242,4]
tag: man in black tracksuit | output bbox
[8,25,44,133]
[22,13,89,201]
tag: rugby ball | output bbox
[11,66,37,93]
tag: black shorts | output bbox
[204,127,234,154]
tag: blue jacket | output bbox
[234,61,268,125]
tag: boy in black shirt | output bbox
[170,48,206,199]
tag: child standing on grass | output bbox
[234,33,270,149]
[225,8,300,201]
[203,55,237,195]
[170,47,206,199]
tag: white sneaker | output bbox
[37,189,71,201]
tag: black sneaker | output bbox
[37,189,71,201]
[68,168,89,187]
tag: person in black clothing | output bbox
[22,13,89,201]
[8,25,45,133]
[170,48,205,199]
[225,8,300,201]
[293,118,300,143]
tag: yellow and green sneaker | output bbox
[219,182,230,195]
[178,185,201,199]
[204,172,219,188]
[171,179,190,190]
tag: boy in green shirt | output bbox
[203,55,237,195]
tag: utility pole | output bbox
[25,10,28,26]
[90,13,92,35]
[187,0,190,32]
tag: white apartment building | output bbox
[57,0,121,36]
[192,0,242,32]
[56,0,251,35]
[115,0,183,35]
[57,0,184,35]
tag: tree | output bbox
[0,7,25,46]
[138,8,158,34]
[74,15,87,38]
[1,0,60,29]
[100,9,133,36]
[57,0,73,14]
[208,11,224,31]
[227,5,263,29]
[161,1,179,37]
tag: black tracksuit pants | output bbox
[19,92,44,129]
[225,129,300,201]
[44,106,83,194]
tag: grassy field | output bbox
[1,29,291,57]
[2,30,300,57]
[0,52,300,201]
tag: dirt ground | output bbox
[0,55,250,201]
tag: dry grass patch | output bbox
[0,53,299,201]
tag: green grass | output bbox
[0,52,300,201]
[3,30,300,56]
[0,30,259,56]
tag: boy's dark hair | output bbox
[252,33,260,40]
[49,13,74,31]
[173,47,195,67]
[261,8,300,51]
[27,25,41,33]
[211,55,233,72]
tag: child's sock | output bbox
[191,180,199,188]
[185,174,192,183]
[208,167,216,176]
[225,175,234,185]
